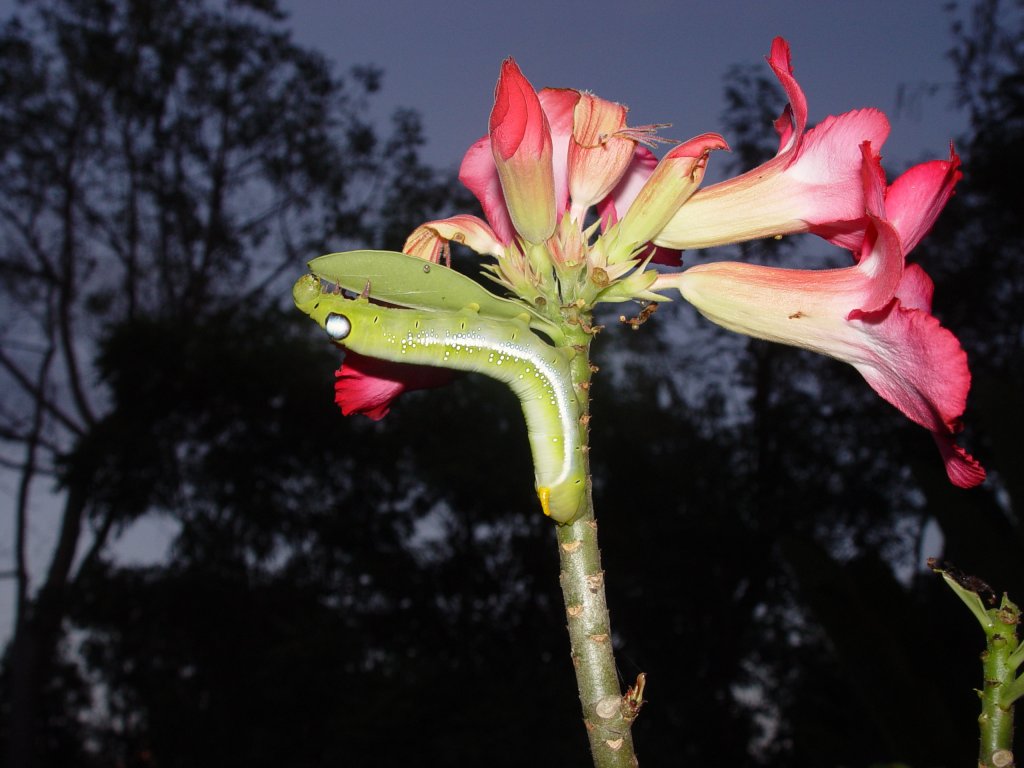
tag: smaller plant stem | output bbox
[978,597,1020,768]
[931,564,1024,767]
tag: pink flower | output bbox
[403,214,504,263]
[334,352,452,421]
[454,59,702,259]
[486,58,558,244]
[652,38,891,251]
[567,93,646,216]
[609,133,728,252]
[594,147,686,266]
[656,145,984,487]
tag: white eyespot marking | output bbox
[324,313,352,341]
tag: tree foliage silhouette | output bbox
[0,0,456,764]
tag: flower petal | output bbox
[933,434,986,488]
[886,145,961,254]
[489,58,556,243]
[596,145,659,227]
[820,143,961,258]
[656,109,890,250]
[638,243,683,267]
[664,257,889,362]
[848,302,968,435]
[894,263,934,313]
[766,36,807,154]
[660,216,982,487]
[334,352,453,420]
[567,93,636,214]
[403,214,505,261]
[852,216,904,313]
[539,87,580,216]
[459,136,516,244]
[613,133,727,251]
[653,37,889,251]
[849,301,984,487]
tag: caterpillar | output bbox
[293,274,587,524]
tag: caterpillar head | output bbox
[293,274,358,344]
[292,274,323,315]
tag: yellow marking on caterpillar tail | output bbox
[538,487,552,517]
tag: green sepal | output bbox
[593,267,669,304]
[308,250,561,342]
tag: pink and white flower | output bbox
[656,145,984,486]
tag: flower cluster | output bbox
[334,37,984,488]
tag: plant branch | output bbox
[979,598,1019,768]
[13,342,55,630]
[1002,673,1024,708]
[933,563,1020,768]
[0,346,85,436]
[55,112,97,428]
[1009,640,1024,673]
[72,506,118,584]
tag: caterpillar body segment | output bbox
[293,275,587,523]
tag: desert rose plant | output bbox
[294,38,984,767]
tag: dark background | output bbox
[0,0,1021,765]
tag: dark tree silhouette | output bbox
[0,1,456,764]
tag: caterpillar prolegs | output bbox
[293,274,587,524]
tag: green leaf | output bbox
[308,250,562,341]
[1009,638,1024,672]
[937,571,995,631]
[1001,672,1024,707]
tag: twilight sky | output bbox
[287,0,969,173]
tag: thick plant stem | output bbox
[978,597,1020,768]
[555,322,639,768]
[557,507,638,767]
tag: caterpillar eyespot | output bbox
[324,313,352,341]
[293,274,586,523]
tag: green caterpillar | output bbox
[293,274,587,524]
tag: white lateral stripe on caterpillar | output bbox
[392,325,578,489]
[293,274,587,523]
